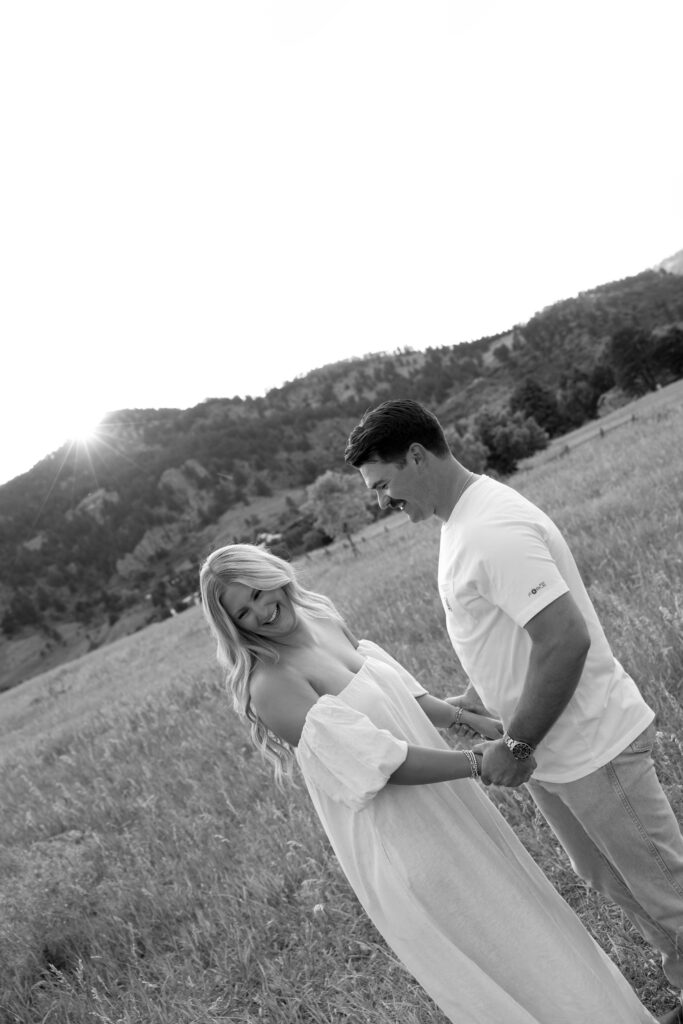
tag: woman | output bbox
[199,543,657,1024]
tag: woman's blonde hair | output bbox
[199,543,340,782]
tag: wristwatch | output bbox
[502,732,534,761]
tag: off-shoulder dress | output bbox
[295,639,655,1024]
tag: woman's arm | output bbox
[389,745,483,785]
[416,693,503,739]
[443,682,492,715]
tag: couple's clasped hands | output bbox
[445,696,537,788]
[474,739,537,787]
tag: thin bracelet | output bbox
[451,706,464,729]
[464,749,480,778]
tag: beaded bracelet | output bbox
[464,749,480,778]
[450,706,464,729]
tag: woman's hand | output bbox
[444,688,491,737]
[446,701,503,741]
[457,710,504,741]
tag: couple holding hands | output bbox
[200,399,683,1023]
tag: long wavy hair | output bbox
[199,543,341,783]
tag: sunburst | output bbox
[65,414,104,446]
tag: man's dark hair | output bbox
[344,399,450,467]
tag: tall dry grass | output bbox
[1,403,682,1022]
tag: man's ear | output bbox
[408,442,426,465]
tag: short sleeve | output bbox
[357,640,427,697]
[472,523,569,627]
[296,696,408,810]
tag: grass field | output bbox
[1,399,683,1022]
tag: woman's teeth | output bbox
[264,605,279,625]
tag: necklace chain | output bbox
[454,470,475,508]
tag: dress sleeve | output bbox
[358,640,427,696]
[296,695,408,810]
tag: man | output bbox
[345,398,683,1022]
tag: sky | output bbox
[1,0,682,486]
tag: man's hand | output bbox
[479,738,536,787]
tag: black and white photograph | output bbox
[1,3,682,1022]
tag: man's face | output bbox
[359,453,433,523]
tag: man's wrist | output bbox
[502,732,535,761]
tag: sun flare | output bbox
[64,412,104,446]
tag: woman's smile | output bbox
[263,604,280,626]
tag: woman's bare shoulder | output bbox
[250,659,318,747]
[250,658,303,703]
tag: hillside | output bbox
[1,259,682,690]
[2,402,683,1021]
[658,248,683,275]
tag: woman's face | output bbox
[220,581,296,639]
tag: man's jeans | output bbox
[527,723,683,992]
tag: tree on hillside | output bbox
[1,590,42,637]
[652,325,683,381]
[303,471,373,553]
[556,367,610,428]
[607,325,659,396]
[509,378,563,437]
[492,343,511,365]
[475,410,548,476]
[444,424,488,473]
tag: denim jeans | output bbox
[527,723,683,992]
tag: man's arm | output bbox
[480,592,591,787]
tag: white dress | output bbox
[295,640,656,1024]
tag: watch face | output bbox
[505,736,533,760]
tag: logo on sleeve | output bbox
[528,581,547,598]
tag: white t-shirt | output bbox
[438,475,653,783]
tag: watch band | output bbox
[502,732,534,760]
